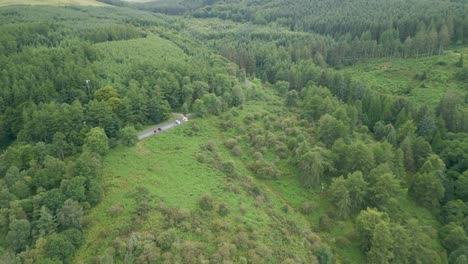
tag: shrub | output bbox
[157,229,178,251]
[300,202,315,215]
[254,152,263,160]
[222,160,236,175]
[248,159,280,179]
[118,126,137,146]
[244,114,254,124]
[161,208,190,227]
[218,203,230,216]
[233,232,250,250]
[185,121,201,136]
[232,146,243,156]
[199,194,214,211]
[205,140,217,152]
[319,215,332,231]
[224,138,238,149]
[112,238,127,258]
[108,204,123,217]
[224,183,240,193]
[62,228,83,248]
[211,219,231,232]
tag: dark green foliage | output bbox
[367,222,394,264]
[57,199,83,230]
[295,146,333,188]
[438,91,467,133]
[441,223,468,252]
[133,187,152,221]
[6,219,31,252]
[46,233,76,263]
[36,206,57,236]
[218,202,230,216]
[61,228,84,248]
[369,173,402,209]
[199,194,214,211]
[60,176,86,202]
[318,114,347,147]
[329,171,368,218]
[356,208,389,251]
[316,245,334,264]
[410,172,445,210]
[118,126,137,146]
[157,229,178,251]
[86,179,103,206]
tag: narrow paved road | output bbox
[138,113,189,140]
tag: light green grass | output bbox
[0,0,105,6]
[74,112,318,263]
[92,35,188,87]
[342,48,468,108]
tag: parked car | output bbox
[175,120,181,125]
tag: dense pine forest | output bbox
[0,0,467,263]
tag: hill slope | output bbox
[74,99,328,263]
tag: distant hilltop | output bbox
[0,0,106,7]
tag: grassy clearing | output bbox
[92,35,188,87]
[342,48,467,108]
[0,0,105,6]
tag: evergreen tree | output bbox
[367,222,394,264]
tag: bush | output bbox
[319,215,332,231]
[232,146,243,156]
[108,204,123,217]
[61,228,83,248]
[415,71,427,80]
[205,140,217,152]
[118,126,137,146]
[222,160,236,175]
[300,202,315,215]
[185,121,201,136]
[233,231,250,249]
[157,229,178,251]
[218,203,230,216]
[199,194,214,211]
[224,138,238,149]
[46,233,76,263]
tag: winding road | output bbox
[138,113,189,140]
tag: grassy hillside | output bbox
[74,97,327,263]
[75,85,445,262]
[342,48,468,108]
[0,0,105,6]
